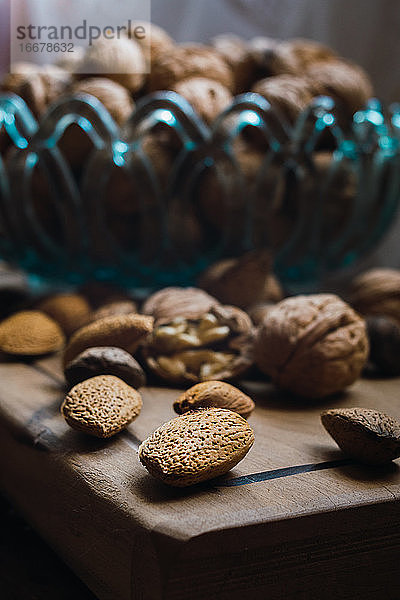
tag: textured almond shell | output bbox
[0,310,65,356]
[174,381,255,418]
[61,375,142,438]
[254,294,369,398]
[38,293,91,337]
[139,408,254,486]
[321,407,400,465]
[63,313,153,367]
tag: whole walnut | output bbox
[306,59,373,117]
[252,75,315,123]
[366,315,400,376]
[257,38,337,76]
[254,294,369,398]
[171,77,233,124]
[127,21,175,61]
[2,63,70,116]
[147,44,233,92]
[211,33,261,93]
[348,268,400,323]
[69,78,135,125]
[75,37,146,94]
[198,250,283,309]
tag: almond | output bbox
[63,313,153,367]
[61,375,142,438]
[37,293,91,337]
[138,408,254,486]
[321,408,400,465]
[174,381,255,419]
[0,310,65,356]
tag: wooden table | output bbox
[0,354,399,600]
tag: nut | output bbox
[37,293,91,337]
[64,346,146,388]
[2,63,71,116]
[348,268,400,323]
[365,315,400,376]
[306,59,373,117]
[174,381,255,419]
[247,302,277,326]
[63,313,153,367]
[252,75,315,123]
[126,21,174,61]
[91,299,138,322]
[142,287,219,324]
[257,38,337,76]
[144,304,254,385]
[61,375,142,438]
[171,77,233,124]
[254,294,369,398]
[69,77,135,125]
[0,310,65,356]
[211,33,260,94]
[75,37,146,93]
[147,44,233,92]
[321,407,400,465]
[138,407,254,486]
[198,250,283,309]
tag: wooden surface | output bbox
[0,354,399,599]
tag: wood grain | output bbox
[0,354,399,599]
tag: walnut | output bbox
[247,302,277,326]
[198,250,283,309]
[126,21,174,61]
[306,59,373,117]
[252,75,315,123]
[143,304,254,386]
[348,268,400,323]
[2,63,70,116]
[171,77,233,124]
[69,77,134,125]
[75,37,146,93]
[147,44,234,92]
[211,33,261,93]
[254,294,369,398]
[366,315,400,376]
[142,287,219,324]
[255,38,337,76]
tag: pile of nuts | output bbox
[1,263,400,486]
[0,26,374,258]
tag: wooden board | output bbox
[0,354,400,600]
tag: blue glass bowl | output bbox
[0,90,399,292]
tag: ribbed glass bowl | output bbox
[0,90,399,292]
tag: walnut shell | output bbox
[252,75,315,123]
[321,407,400,465]
[174,381,255,419]
[147,44,233,92]
[198,250,283,309]
[141,287,219,324]
[75,37,146,93]
[143,304,254,386]
[348,268,400,323]
[61,375,142,438]
[254,294,369,398]
[69,77,134,125]
[138,408,254,486]
[171,77,233,124]
[306,59,373,116]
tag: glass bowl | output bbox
[0,90,399,293]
